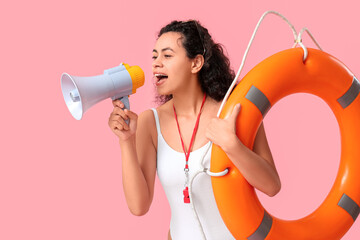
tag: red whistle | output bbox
[183,187,190,204]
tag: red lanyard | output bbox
[173,93,206,203]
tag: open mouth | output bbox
[155,74,168,81]
[154,74,168,85]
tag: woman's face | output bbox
[152,32,194,96]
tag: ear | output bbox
[191,54,204,74]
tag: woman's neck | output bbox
[172,86,205,118]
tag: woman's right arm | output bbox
[108,100,157,216]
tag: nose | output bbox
[152,56,163,69]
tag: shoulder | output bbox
[137,99,173,126]
[138,108,156,122]
[138,108,158,132]
[137,109,157,148]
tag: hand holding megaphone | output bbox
[108,99,138,141]
[60,63,145,120]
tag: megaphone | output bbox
[61,63,145,120]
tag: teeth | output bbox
[155,74,167,77]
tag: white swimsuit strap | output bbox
[151,108,162,137]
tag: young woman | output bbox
[108,20,281,240]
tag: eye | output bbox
[165,55,172,58]
[152,56,157,60]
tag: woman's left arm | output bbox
[206,104,281,197]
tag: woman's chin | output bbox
[155,85,171,96]
[156,89,171,96]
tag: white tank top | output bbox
[151,108,235,240]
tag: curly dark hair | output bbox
[155,20,235,104]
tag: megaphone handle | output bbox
[119,96,130,125]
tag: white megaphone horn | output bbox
[61,63,145,120]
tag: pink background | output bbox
[1,0,359,239]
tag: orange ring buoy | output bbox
[210,48,360,240]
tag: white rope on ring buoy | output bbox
[205,168,229,177]
[217,10,298,118]
[294,27,323,51]
[186,11,325,239]
[292,27,323,61]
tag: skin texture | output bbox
[108,32,281,238]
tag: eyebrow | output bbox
[152,47,175,53]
